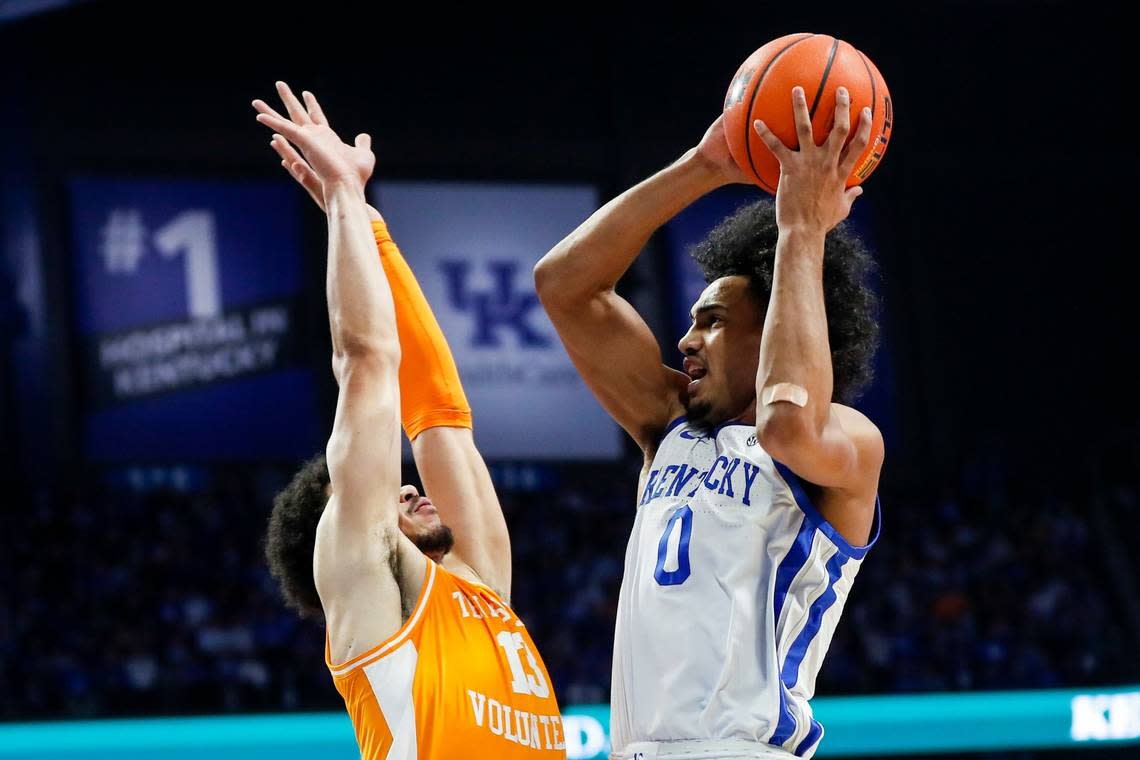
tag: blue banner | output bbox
[372,182,622,460]
[68,179,319,460]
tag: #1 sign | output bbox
[69,178,319,460]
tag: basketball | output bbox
[722,33,893,193]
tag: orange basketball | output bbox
[722,33,893,193]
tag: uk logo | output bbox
[439,260,551,348]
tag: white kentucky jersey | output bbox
[610,417,880,759]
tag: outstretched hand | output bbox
[267,131,383,221]
[753,86,872,232]
[252,82,375,200]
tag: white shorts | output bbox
[611,740,796,760]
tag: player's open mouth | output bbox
[683,358,707,380]
[684,358,707,394]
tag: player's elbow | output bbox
[755,405,819,461]
[534,238,602,310]
[331,332,400,383]
[533,252,563,305]
[341,335,400,362]
[331,314,400,363]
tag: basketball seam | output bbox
[856,50,877,122]
[808,39,841,119]
[743,33,815,192]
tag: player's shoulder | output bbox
[830,403,885,483]
[831,403,882,441]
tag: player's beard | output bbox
[413,523,455,559]
[683,397,718,436]
[685,373,754,436]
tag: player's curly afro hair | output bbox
[690,198,879,402]
[265,453,330,620]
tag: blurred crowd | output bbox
[2,455,1137,719]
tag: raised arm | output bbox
[373,220,511,598]
[751,87,883,505]
[254,84,404,649]
[269,131,511,599]
[533,118,747,450]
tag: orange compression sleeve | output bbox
[372,220,472,440]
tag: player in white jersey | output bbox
[535,87,883,759]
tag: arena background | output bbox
[1,1,1137,757]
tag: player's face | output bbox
[397,485,441,534]
[677,276,764,430]
[396,485,455,559]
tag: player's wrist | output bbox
[330,176,365,191]
[322,177,368,207]
[674,148,729,186]
[677,148,735,192]
[777,221,827,235]
[776,225,828,259]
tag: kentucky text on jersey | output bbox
[639,457,765,506]
[611,418,881,760]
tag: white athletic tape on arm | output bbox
[762,382,809,408]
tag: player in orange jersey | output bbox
[254,82,566,759]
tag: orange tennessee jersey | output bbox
[327,557,567,759]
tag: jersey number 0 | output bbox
[654,505,693,586]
